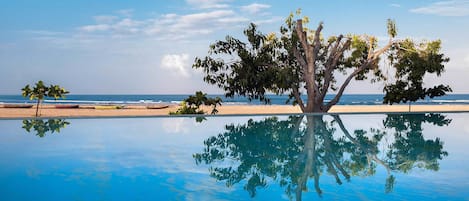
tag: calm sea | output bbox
[1,94,469,105]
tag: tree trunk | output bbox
[35,99,41,117]
[301,97,327,113]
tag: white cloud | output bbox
[93,15,118,24]
[80,24,111,32]
[116,9,134,17]
[79,18,143,34]
[175,10,236,27]
[22,30,64,36]
[161,54,191,77]
[217,16,250,23]
[113,18,143,34]
[241,3,271,14]
[166,10,249,37]
[390,3,401,8]
[79,9,252,40]
[464,53,469,65]
[186,0,231,9]
[253,16,283,25]
[410,0,469,16]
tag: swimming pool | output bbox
[1,113,468,200]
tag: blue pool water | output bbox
[1,113,469,200]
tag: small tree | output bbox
[383,39,452,111]
[170,91,222,115]
[22,81,69,117]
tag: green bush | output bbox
[170,91,222,115]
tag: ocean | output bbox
[1,94,469,105]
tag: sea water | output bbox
[2,94,469,105]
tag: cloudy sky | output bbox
[1,0,468,94]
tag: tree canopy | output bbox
[193,11,450,113]
[383,39,452,105]
[21,81,69,117]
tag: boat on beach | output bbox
[55,104,79,109]
[78,105,95,109]
[94,105,125,110]
[146,105,169,109]
[1,104,34,108]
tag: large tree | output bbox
[193,11,449,113]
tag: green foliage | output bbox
[22,119,70,137]
[387,19,397,38]
[21,80,69,117]
[384,39,452,105]
[194,19,309,104]
[194,23,281,104]
[22,81,69,101]
[170,91,222,115]
[48,84,69,99]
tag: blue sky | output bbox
[1,0,469,94]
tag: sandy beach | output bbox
[1,104,469,118]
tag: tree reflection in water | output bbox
[22,119,70,137]
[193,113,450,200]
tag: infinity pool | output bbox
[1,113,468,200]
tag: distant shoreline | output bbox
[1,104,469,119]
[2,94,469,106]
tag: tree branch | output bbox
[317,36,342,102]
[328,35,344,62]
[326,36,392,110]
[295,20,310,59]
[367,36,375,60]
[292,87,306,112]
[372,38,393,60]
[320,40,334,61]
[292,44,308,70]
[320,38,351,102]
[325,62,370,110]
[311,23,323,97]
[330,39,351,69]
[311,23,323,70]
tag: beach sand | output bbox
[1,104,469,118]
